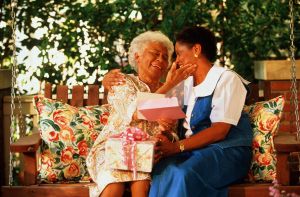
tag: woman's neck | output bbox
[193,58,213,86]
[138,74,160,92]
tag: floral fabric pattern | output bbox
[86,75,163,197]
[244,96,285,181]
[34,96,110,183]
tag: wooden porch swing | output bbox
[1,0,300,197]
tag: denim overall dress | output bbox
[149,69,253,197]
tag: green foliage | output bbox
[222,0,300,80]
[0,0,299,84]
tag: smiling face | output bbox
[175,42,199,67]
[135,41,169,81]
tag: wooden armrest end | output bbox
[10,133,42,153]
[274,132,300,153]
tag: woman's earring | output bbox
[194,54,198,58]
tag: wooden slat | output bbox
[229,183,271,197]
[1,184,90,197]
[254,60,300,80]
[23,152,38,185]
[56,85,68,103]
[4,183,299,197]
[262,80,272,100]
[246,83,260,105]
[229,183,300,197]
[274,133,300,153]
[10,133,41,153]
[0,88,11,187]
[87,85,99,106]
[274,132,300,185]
[3,114,11,185]
[44,83,52,99]
[70,86,84,107]
[276,152,290,185]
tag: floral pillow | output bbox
[34,96,110,183]
[244,96,285,182]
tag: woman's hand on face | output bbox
[155,63,197,94]
[154,134,179,163]
[165,62,197,87]
[102,69,126,92]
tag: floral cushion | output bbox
[244,96,285,182]
[34,96,110,183]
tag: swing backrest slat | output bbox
[43,83,101,106]
[70,85,84,107]
[87,85,100,106]
[44,83,52,99]
[56,85,68,103]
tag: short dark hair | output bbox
[176,26,217,62]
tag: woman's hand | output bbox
[154,134,180,162]
[156,62,197,94]
[157,118,176,132]
[102,69,126,92]
[166,62,197,85]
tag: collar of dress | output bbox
[184,65,250,98]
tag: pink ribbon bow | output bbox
[110,127,149,179]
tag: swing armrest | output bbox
[274,132,300,186]
[10,132,42,153]
[274,132,300,152]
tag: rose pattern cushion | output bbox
[34,96,110,183]
[244,96,285,182]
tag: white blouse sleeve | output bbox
[210,71,247,126]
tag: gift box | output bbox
[105,138,155,173]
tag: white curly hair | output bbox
[128,31,174,71]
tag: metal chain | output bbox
[17,82,25,137]
[289,0,300,185]
[289,0,300,140]
[9,0,18,186]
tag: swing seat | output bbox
[2,83,300,197]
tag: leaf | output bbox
[58,141,65,149]
[259,166,266,170]
[73,153,80,159]
[269,102,274,108]
[76,134,85,144]
[267,165,274,171]
[265,133,271,142]
[56,150,61,156]
[263,103,269,109]
[40,119,60,131]
[72,176,82,181]
[259,147,265,154]
[59,170,64,179]
[274,109,280,115]
[55,157,61,163]
[54,103,60,109]
[70,121,77,127]
[76,129,83,134]
[77,119,83,124]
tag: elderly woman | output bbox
[86,31,195,197]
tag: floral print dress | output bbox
[86,74,161,197]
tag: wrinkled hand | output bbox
[157,118,176,132]
[102,69,126,92]
[165,62,197,87]
[154,134,179,163]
